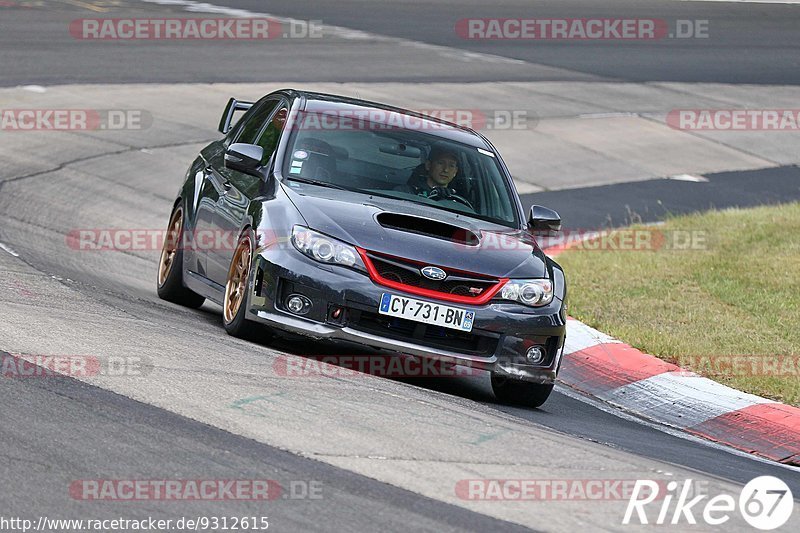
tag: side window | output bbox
[234,99,280,145]
[254,105,288,165]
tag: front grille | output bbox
[348,308,498,356]
[366,252,498,300]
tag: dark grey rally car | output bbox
[157,89,567,407]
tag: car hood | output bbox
[283,185,547,279]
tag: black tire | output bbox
[157,203,205,309]
[491,374,554,408]
[223,230,273,342]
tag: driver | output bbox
[408,144,460,198]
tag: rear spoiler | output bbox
[218,98,254,134]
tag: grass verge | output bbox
[556,202,800,406]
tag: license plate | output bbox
[378,293,475,332]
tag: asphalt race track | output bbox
[3,0,800,85]
[1,1,799,531]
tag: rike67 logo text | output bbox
[624,476,793,530]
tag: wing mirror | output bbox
[224,143,264,177]
[528,205,561,233]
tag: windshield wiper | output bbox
[284,176,350,191]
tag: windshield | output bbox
[281,111,519,227]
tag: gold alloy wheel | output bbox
[158,207,183,287]
[224,235,252,324]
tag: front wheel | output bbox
[491,374,554,408]
[223,230,273,342]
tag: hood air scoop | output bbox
[376,212,479,246]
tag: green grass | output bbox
[557,202,800,405]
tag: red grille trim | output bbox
[356,247,508,305]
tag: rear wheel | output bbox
[223,231,273,342]
[157,204,205,308]
[491,373,554,408]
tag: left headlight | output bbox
[499,279,554,307]
[291,226,365,272]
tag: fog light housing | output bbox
[286,294,312,315]
[526,346,545,364]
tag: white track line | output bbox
[0,243,20,257]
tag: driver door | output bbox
[206,99,288,285]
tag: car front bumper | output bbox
[246,245,567,384]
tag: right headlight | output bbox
[291,226,365,272]
[499,279,554,307]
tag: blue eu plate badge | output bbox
[380,293,392,313]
